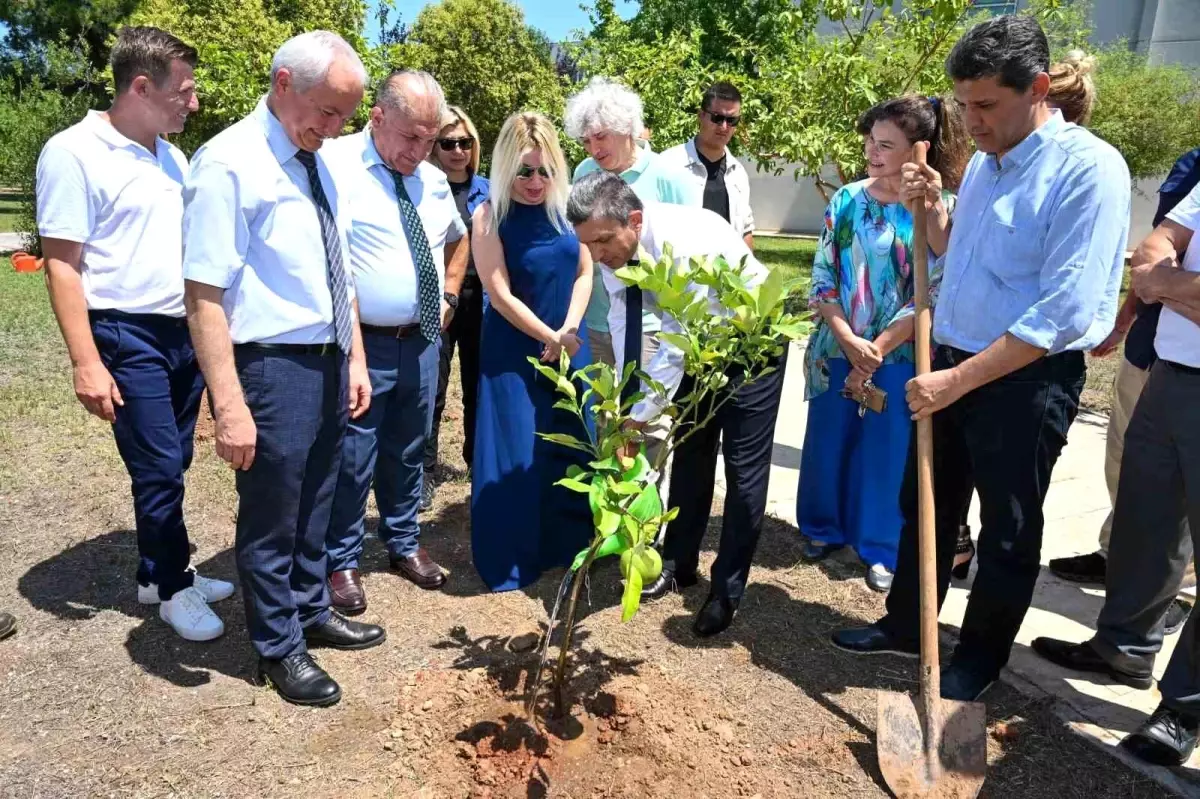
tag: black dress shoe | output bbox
[0,611,15,641]
[940,664,995,702]
[419,479,436,512]
[1121,704,1200,767]
[1047,551,1106,585]
[693,594,736,638]
[830,624,918,658]
[258,652,341,707]
[641,568,699,600]
[1030,637,1153,690]
[800,539,842,563]
[304,612,387,651]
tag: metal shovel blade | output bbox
[877,690,987,798]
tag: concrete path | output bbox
[0,232,28,253]
[715,341,1199,795]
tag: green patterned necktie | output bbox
[389,169,441,343]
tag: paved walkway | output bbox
[0,232,26,252]
[715,342,1199,795]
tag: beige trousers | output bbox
[1099,357,1195,589]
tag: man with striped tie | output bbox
[322,70,468,609]
[183,31,385,707]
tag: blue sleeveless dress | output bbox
[471,201,595,592]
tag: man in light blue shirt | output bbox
[323,70,468,609]
[832,16,1131,702]
[183,31,385,708]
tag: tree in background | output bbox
[383,0,566,168]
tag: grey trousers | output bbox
[1091,361,1200,716]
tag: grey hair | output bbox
[270,30,367,93]
[567,171,644,226]
[564,76,645,140]
[375,69,449,122]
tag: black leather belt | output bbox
[361,323,422,339]
[1164,359,1200,377]
[88,309,188,327]
[235,342,339,356]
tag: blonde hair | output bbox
[431,104,481,175]
[488,112,570,233]
[1048,50,1097,126]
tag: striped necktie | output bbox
[389,169,442,344]
[295,149,353,354]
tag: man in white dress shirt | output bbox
[183,31,384,708]
[37,26,234,642]
[660,81,755,249]
[322,71,468,609]
[567,171,786,638]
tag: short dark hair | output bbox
[702,81,742,112]
[567,171,644,227]
[111,26,198,94]
[945,15,1049,92]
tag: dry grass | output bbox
[0,267,1182,798]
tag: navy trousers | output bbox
[91,311,204,601]
[327,331,438,571]
[662,351,787,602]
[234,348,347,660]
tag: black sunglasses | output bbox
[703,109,741,127]
[516,164,551,180]
[437,137,474,152]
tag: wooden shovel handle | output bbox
[909,142,942,735]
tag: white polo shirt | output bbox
[323,130,466,327]
[659,138,755,238]
[183,98,355,345]
[1155,183,1200,369]
[36,111,190,317]
[602,202,767,422]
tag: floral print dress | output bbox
[802,180,954,400]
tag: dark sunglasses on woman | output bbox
[437,137,474,152]
[516,164,551,180]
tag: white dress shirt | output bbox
[323,130,466,327]
[182,98,355,345]
[36,111,190,317]
[1155,183,1200,369]
[603,202,767,423]
[659,138,755,238]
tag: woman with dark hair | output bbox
[796,94,970,592]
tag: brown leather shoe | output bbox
[390,548,446,590]
[328,569,367,615]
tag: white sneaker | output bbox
[159,586,225,642]
[139,573,235,605]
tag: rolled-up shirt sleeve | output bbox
[1008,157,1130,353]
[183,156,247,289]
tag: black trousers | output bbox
[880,346,1084,680]
[662,351,787,602]
[425,272,484,473]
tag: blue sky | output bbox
[367,0,639,43]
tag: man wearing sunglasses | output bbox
[661,81,755,250]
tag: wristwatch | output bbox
[443,291,459,310]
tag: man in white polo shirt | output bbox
[37,26,233,642]
[1031,182,1200,767]
[184,31,384,708]
[322,70,467,611]
[660,81,755,249]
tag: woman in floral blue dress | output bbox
[796,95,970,592]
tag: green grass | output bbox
[0,191,28,235]
[757,235,817,285]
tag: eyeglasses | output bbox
[437,137,474,152]
[703,109,741,127]
[516,164,551,180]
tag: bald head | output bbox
[370,70,449,175]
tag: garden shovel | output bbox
[876,141,986,798]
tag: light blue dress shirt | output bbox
[933,111,1131,354]
[574,144,701,335]
[183,98,355,345]
[323,130,466,327]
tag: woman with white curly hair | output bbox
[565,77,698,368]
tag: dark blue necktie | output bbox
[620,260,643,404]
[295,149,353,354]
